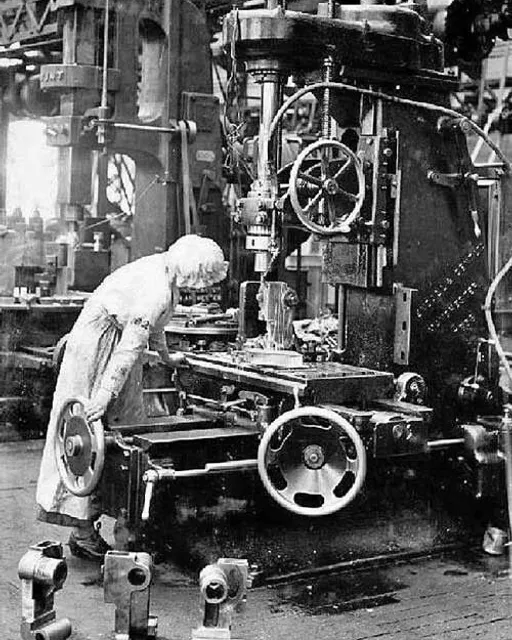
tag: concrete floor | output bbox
[2,440,512,640]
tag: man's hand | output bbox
[85,389,112,422]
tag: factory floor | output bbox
[2,440,512,640]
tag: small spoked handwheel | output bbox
[289,139,365,235]
[54,396,105,497]
[257,406,367,517]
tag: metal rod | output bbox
[97,0,110,146]
[427,438,465,449]
[266,542,468,585]
[501,405,512,577]
[101,0,109,112]
[153,459,258,479]
[322,55,334,139]
[95,120,179,135]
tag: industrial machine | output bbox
[5,0,512,569]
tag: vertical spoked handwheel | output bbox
[54,397,105,497]
[257,406,367,516]
[289,139,365,235]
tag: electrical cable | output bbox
[484,253,512,388]
[267,81,511,173]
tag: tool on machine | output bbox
[103,550,158,640]
[192,559,250,640]
[18,541,72,640]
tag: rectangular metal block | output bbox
[393,284,415,366]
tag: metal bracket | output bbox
[103,551,158,640]
[192,559,250,640]
[394,284,416,366]
[18,541,72,640]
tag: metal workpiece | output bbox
[18,541,71,640]
[103,551,157,640]
[193,559,250,640]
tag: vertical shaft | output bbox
[257,79,282,195]
[322,54,334,139]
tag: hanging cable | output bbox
[267,81,511,173]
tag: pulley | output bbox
[257,406,367,516]
[54,397,105,497]
[289,139,365,235]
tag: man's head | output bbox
[166,234,229,289]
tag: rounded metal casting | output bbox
[54,396,105,497]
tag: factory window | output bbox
[5,119,58,221]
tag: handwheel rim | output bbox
[257,406,367,517]
[54,396,105,497]
[289,139,365,236]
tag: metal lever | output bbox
[141,470,158,521]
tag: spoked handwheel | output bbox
[54,396,105,497]
[289,139,365,235]
[257,406,367,516]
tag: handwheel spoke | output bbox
[266,427,294,465]
[332,158,351,180]
[321,462,347,493]
[346,457,359,474]
[89,425,98,453]
[304,189,324,214]
[338,187,359,202]
[281,466,319,498]
[298,171,323,187]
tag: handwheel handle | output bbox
[54,396,105,497]
[257,406,367,517]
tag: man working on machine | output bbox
[36,234,229,560]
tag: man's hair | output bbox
[166,234,228,287]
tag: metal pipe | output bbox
[501,405,512,576]
[96,120,179,135]
[427,438,465,449]
[97,0,110,146]
[257,80,282,194]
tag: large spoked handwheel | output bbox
[289,139,365,235]
[54,396,105,497]
[257,406,367,517]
